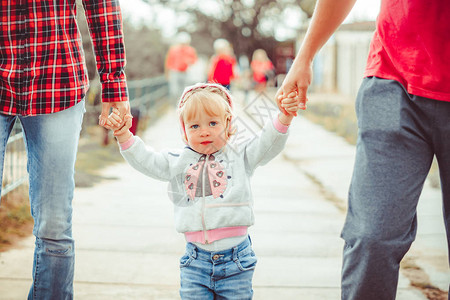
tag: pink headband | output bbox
[178,83,233,110]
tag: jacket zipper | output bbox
[201,154,209,244]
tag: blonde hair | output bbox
[213,39,230,53]
[252,49,269,62]
[178,83,235,142]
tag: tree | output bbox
[142,0,315,60]
[122,23,167,79]
[76,1,167,81]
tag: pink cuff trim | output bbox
[184,226,248,244]
[273,116,289,133]
[119,135,135,150]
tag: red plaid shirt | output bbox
[0,0,128,116]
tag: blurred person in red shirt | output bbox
[250,49,275,92]
[165,32,198,100]
[207,39,237,90]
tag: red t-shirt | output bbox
[251,60,274,83]
[208,54,236,85]
[365,0,450,101]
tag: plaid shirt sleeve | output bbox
[82,0,128,103]
[0,1,129,116]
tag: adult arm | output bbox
[276,0,357,114]
[81,0,131,127]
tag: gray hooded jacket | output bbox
[120,118,289,241]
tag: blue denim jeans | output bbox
[179,236,257,299]
[341,77,450,299]
[0,101,85,300]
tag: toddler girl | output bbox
[107,83,298,299]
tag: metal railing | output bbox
[1,119,28,197]
[127,75,169,115]
[1,76,168,197]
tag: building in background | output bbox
[296,21,376,98]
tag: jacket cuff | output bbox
[119,135,135,150]
[272,115,289,133]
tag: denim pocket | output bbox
[46,246,71,256]
[179,252,195,268]
[235,250,257,271]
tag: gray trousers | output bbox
[341,77,450,299]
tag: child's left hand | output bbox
[279,92,300,116]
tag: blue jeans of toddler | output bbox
[179,235,257,299]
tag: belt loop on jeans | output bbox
[232,245,239,262]
[190,245,198,259]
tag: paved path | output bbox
[0,91,447,299]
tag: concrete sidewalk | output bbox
[0,91,447,299]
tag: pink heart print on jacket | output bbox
[184,155,228,201]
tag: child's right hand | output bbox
[108,108,133,143]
